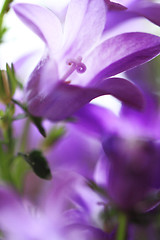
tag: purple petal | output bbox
[74,103,120,137]
[47,125,101,179]
[27,77,143,121]
[63,0,106,56]
[12,3,63,53]
[84,32,160,85]
[103,134,160,210]
[130,2,160,27]
[104,2,160,32]
[104,9,138,32]
[26,56,59,100]
[96,77,144,110]
[13,49,43,82]
[105,0,127,11]
[0,186,29,233]
[64,223,111,240]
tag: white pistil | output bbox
[61,56,86,83]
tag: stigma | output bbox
[61,56,87,83]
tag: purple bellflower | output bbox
[102,133,160,210]
[73,95,160,211]
[12,0,160,121]
[102,91,160,210]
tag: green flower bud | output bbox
[0,64,18,104]
[0,70,11,103]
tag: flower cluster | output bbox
[0,0,160,239]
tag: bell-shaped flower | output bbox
[13,0,160,121]
[75,95,160,210]
[101,92,160,210]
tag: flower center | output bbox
[61,56,86,83]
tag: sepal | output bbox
[18,150,52,180]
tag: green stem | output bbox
[11,118,30,192]
[0,0,13,40]
[3,118,14,183]
[116,212,128,240]
[0,0,13,17]
[19,118,30,152]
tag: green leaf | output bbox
[0,26,7,42]
[30,115,46,137]
[19,150,52,180]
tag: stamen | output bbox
[61,56,86,83]
[65,80,71,84]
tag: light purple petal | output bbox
[84,32,160,85]
[27,77,143,121]
[47,125,101,179]
[96,77,144,110]
[64,223,110,240]
[0,186,29,233]
[74,104,119,137]
[104,9,138,32]
[63,0,106,57]
[12,3,63,53]
[26,56,59,101]
[130,2,160,27]
[13,49,43,82]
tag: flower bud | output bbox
[0,70,11,104]
[102,134,160,210]
[0,64,18,104]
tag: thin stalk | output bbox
[116,212,128,240]
[19,118,30,153]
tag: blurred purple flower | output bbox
[103,134,160,210]
[12,0,160,121]
[101,90,160,210]
[46,123,102,179]
[74,95,160,211]
[0,172,113,240]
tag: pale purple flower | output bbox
[0,172,112,240]
[12,0,160,121]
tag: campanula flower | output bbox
[12,0,160,121]
[74,96,160,210]
[101,79,160,210]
